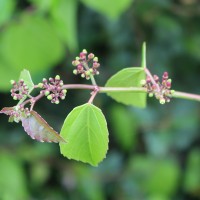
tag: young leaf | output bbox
[0,107,15,115]
[21,110,66,143]
[18,69,35,104]
[59,103,109,166]
[19,69,34,92]
[105,67,147,108]
[141,42,146,68]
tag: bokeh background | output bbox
[0,0,200,199]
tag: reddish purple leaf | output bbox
[0,107,21,122]
[0,107,15,115]
[21,110,66,143]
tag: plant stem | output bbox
[172,91,200,102]
[62,84,95,90]
[144,67,160,92]
[88,86,99,104]
[99,87,147,93]
[83,62,97,85]
[20,84,200,108]
[89,75,97,86]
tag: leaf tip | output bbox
[141,41,147,68]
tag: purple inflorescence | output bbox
[72,49,100,80]
[10,79,29,100]
[39,75,67,104]
[141,72,174,104]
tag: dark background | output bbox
[0,0,200,199]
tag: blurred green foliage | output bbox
[0,0,200,199]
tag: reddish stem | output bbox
[88,86,99,104]
[144,67,160,92]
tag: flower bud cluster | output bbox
[10,79,29,100]
[38,75,67,104]
[141,72,174,104]
[72,49,100,80]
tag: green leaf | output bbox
[109,104,138,151]
[18,69,35,104]
[184,149,200,193]
[81,0,133,20]
[125,156,180,197]
[105,67,147,108]
[0,13,64,75]
[60,103,109,166]
[0,61,18,92]
[0,152,29,199]
[0,0,16,26]
[50,0,78,51]
[28,0,55,12]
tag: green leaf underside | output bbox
[18,69,34,105]
[21,110,66,143]
[60,103,109,166]
[105,67,147,108]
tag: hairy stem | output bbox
[172,91,200,102]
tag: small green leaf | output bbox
[17,69,34,104]
[19,69,34,92]
[60,103,109,166]
[141,42,146,68]
[105,67,147,108]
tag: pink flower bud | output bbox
[166,81,171,88]
[80,52,86,59]
[93,62,100,68]
[162,72,168,80]
[152,84,157,90]
[88,53,94,59]
[146,76,151,83]
[153,75,159,82]
[77,64,83,71]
